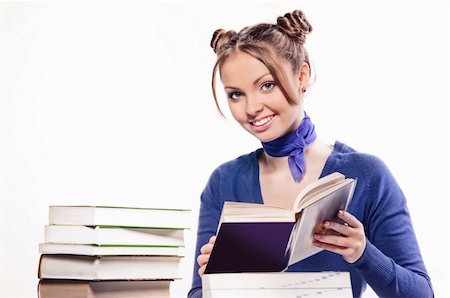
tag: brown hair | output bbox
[210,10,313,117]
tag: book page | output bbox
[288,179,357,266]
[219,202,294,227]
[296,179,353,211]
[292,172,345,212]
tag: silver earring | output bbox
[301,87,307,93]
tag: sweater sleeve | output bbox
[187,169,223,298]
[350,156,433,297]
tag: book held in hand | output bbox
[205,172,357,274]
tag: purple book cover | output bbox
[204,222,295,274]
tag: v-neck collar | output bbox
[252,141,342,204]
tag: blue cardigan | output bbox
[188,141,433,297]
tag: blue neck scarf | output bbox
[261,113,317,182]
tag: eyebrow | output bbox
[224,73,272,90]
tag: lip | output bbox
[249,115,275,132]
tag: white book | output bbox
[38,279,171,298]
[49,205,191,229]
[39,243,185,256]
[44,225,185,246]
[38,255,181,280]
[202,272,352,298]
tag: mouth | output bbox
[251,115,274,127]
[249,115,275,132]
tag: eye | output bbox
[261,82,276,92]
[227,91,242,101]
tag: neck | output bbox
[261,139,319,172]
[260,112,317,182]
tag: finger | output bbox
[209,235,217,244]
[314,236,365,264]
[200,243,214,255]
[197,253,210,266]
[313,240,347,255]
[198,264,206,277]
[313,233,355,248]
[323,220,353,237]
[337,210,363,229]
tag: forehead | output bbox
[220,51,271,85]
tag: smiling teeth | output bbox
[253,116,273,126]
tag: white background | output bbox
[0,1,448,297]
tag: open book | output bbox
[204,172,357,274]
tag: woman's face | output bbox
[220,51,306,142]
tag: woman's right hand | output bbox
[197,235,216,277]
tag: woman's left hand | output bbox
[313,210,366,263]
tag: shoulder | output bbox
[210,148,261,180]
[328,141,400,194]
[330,141,406,210]
[329,141,391,178]
[203,148,261,193]
[201,148,262,205]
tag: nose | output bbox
[246,95,264,116]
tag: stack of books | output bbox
[38,205,191,298]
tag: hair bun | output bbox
[210,29,237,54]
[276,10,312,44]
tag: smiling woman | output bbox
[0,2,447,298]
[189,9,435,298]
[220,52,305,142]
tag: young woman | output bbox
[188,9,433,298]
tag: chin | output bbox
[241,124,282,143]
[249,131,279,143]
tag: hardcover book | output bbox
[38,279,171,298]
[202,271,352,298]
[39,243,184,256]
[205,172,357,273]
[38,255,181,280]
[43,225,184,246]
[48,205,191,229]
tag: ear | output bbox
[297,62,310,91]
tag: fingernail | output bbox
[338,210,344,216]
[313,234,321,240]
[324,221,330,227]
